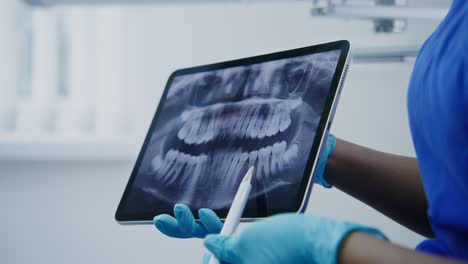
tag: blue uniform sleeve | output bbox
[407,0,468,260]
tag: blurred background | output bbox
[1,0,452,263]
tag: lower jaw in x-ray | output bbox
[141,95,320,210]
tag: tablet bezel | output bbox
[115,40,350,223]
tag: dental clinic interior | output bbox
[1,0,458,263]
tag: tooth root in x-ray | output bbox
[270,141,286,175]
[257,145,272,180]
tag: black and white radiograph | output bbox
[124,50,341,213]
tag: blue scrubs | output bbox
[407,0,467,260]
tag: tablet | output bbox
[116,40,350,224]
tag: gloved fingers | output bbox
[198,208,223,234]
[314,134,336,188]
[153,214,192,238]
[191,222,210,238]
[204,234,240,263]
[174,203,208,238]
[202,253,230,264]
[202,253,211,264]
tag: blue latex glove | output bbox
[154,203,223,238]
[204,213,386,264]
[314,134,337,188]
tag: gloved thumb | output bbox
[204,234,239,263]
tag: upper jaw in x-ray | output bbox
[138,52,338,210]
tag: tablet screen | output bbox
[117,43,348,221]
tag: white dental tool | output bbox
[208,166,254,264]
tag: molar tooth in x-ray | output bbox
[193,155,208,182]
[178,112,196,142]
[248,150,258,168]
[237,108,251,139]
[233,106,249,137]
[227,151,238,175]
[257,146,272,179]
[191,117,204,144]
[179,110,193,122]
[210,150,224,175]
[239,106,255,139]
[177,155,196,185]
[266,105,281,137]
[279,106,291,132]
[191,112,205,143]
[207,151,216,175]
[224,150,243,186]
[167,152,190,185]
[283,143,299,164]
[177,121,189,141]
[153,151,208,191]
[151,155,163,172]
[255,117,266,139]
[185,155,206,185]
[203,111,216,143]
[195,116,209,145]
[246,105,261,139]
[220,151,233,176]
[287,98,302,110]
[226,149,240,179]
[160,152,183,184]
[178,111,202,144]
[233,152,249,184]
[250,113,262,139]
[257,104,271,139]
[258,104,273,139]
[271,141,287,174]
[158,149,179,179]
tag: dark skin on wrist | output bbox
[327,139,468,263]
[339,232,466,264]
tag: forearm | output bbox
[325,138,433,237]
[339,232,466,264]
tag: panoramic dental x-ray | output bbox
[123,50,340,214]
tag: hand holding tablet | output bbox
[116,40,351,223]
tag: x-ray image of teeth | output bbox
[123,50,341,213]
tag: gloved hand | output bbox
[154,203,223,238]
[314,134,337,188]
[204,213,386,264]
